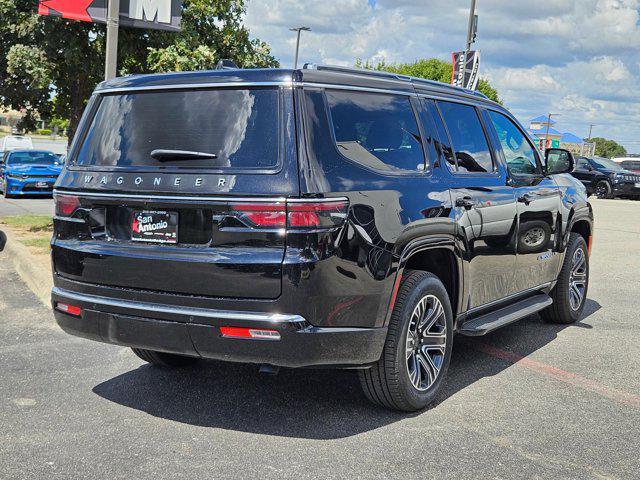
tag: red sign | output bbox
[38,0,93,22]
[37,0,182,31]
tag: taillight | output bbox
[287,199,348,229]
[54,194,80,217]
[55,302,82,316]
[229,199,348,230]
[229,203,286,228]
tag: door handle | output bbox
[455,196,476,209]
[517,193,534,205]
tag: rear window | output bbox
[75,88,280,170]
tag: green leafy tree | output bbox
[356,58,502,104]
[0,0,278,143]
[590,137,627,158]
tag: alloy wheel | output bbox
[595,181,609,198]
[405,295,447,391]
[569,247,587,311]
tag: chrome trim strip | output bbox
[94,79,492,105]
[54,189,287,203]
[53,189,348,204]
[52,287,306,324]
[301,82,416,97]
[96,81,293,94]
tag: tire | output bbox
[541,233,589,324]
[517,220,551,254]
[359,270,453,412]
[594,180,612,199]
[131,348,199,368]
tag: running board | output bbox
[459,294,553,336]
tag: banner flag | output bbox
[451,50,481,90]
[38,0,182,31]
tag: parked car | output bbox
[1,135,34,152]
[620,159,640,174]
[572,156,640,199]
[51,65,593,411]
[0,230,6,251]
[0,150,63,197]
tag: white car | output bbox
[1,135,34,152]
[610,156,637,164]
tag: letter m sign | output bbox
[129,0,171,24]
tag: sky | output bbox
[245,0,640,153]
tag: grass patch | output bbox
[1,215,53,232]
[21,237,51,250]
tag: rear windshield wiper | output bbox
[150,149,218,162]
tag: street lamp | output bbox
[290,26,311,69]
[544,113,561,149]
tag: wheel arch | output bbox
[385,237,463,328]
[565,202,594,255]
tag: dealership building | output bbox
[526,115,595,156]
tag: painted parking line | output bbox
[477,343,640,409]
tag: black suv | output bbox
[52,65,593,411]
[572,156,640,199]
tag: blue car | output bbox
[0,150,63,197]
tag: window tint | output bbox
[576,157,591,170]
[76,88,279,169]
[437,101,493,173]
[488,111,540,175]
[426,100,456,170]
[326,90,424,172]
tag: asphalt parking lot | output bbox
[0,198,638,479]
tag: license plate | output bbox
[35,181,48,188]
[131,210,178,244]
[635,183,640,188]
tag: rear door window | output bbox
[436,101,494,173]
[326,90,425,173]
[75,88,280,170]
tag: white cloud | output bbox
[245,0,640,152]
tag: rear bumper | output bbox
[52,287,387,368]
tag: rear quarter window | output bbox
[326,90,425,173]
[74,88,280,170]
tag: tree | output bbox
[590,137,627,158]
[0,0,279,143]
[355,58,502,104]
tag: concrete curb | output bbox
[3,236,52,308]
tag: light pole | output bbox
[104,0,120,80]
[587,124,596,141]
[544,113,560,149]
[290,26,310,69]
[461,0,478,89]
[466,0,478,52]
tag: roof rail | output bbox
[302,63,411,82]
[303,63,490,100]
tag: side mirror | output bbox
[544,148,574,175]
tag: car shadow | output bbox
[92,299,602,440]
